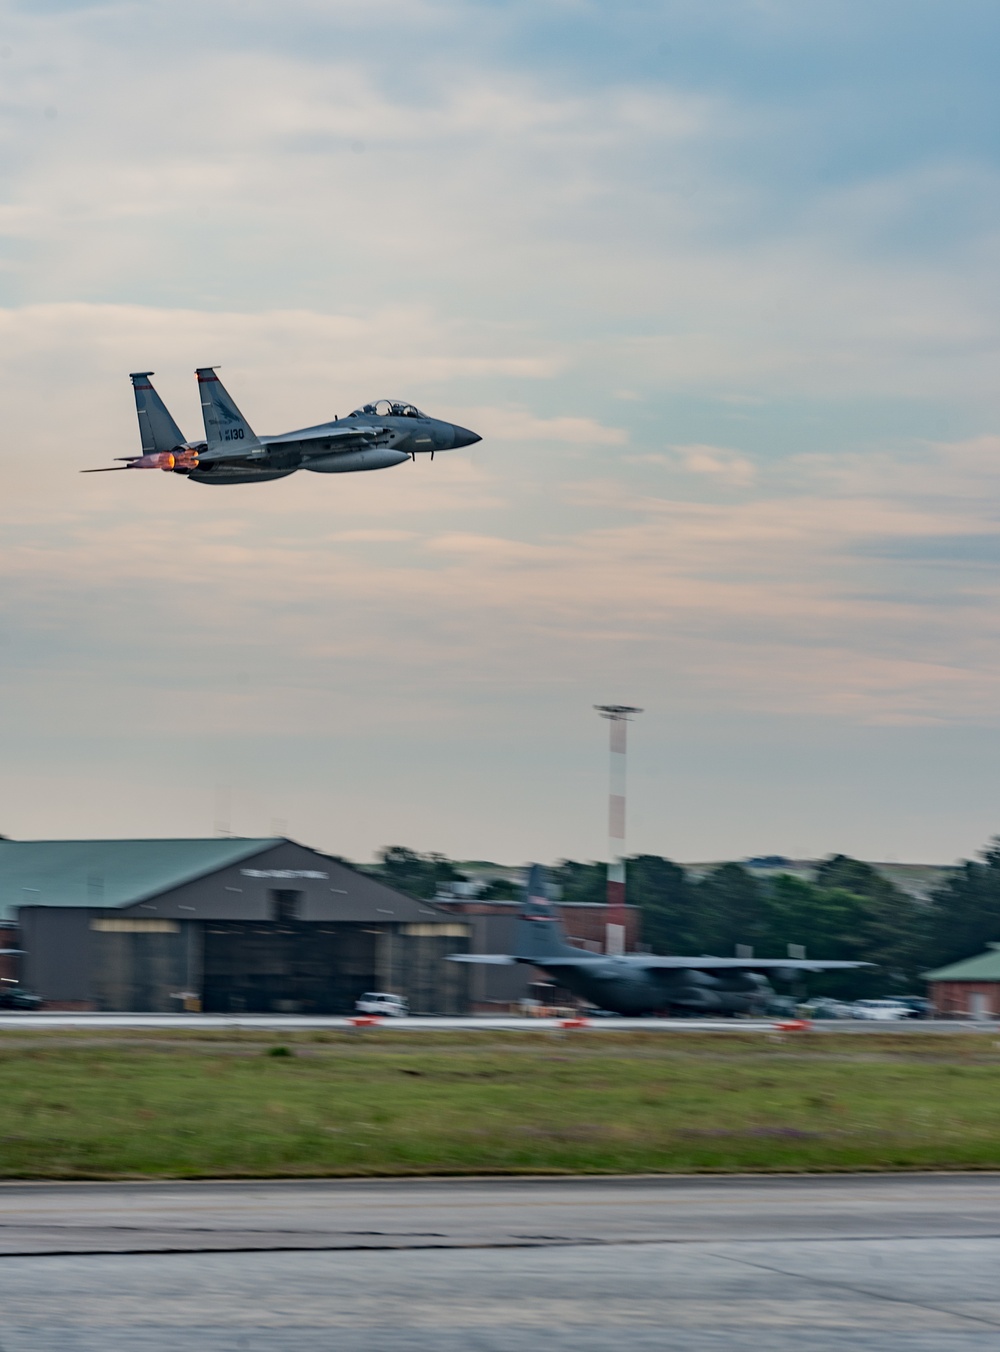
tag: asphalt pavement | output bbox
[0,1012,989,1030]
[0,1013,768,1030]
[1,1176,999,1349]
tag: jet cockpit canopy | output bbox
[350,400,426,419]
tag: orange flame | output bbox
[129,449,199,472]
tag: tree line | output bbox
[371,838,1000,996]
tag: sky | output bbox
[1,0,1000,866]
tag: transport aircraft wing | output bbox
[452,954,867,971]
[595,955,870,972]
[450,954,517,964]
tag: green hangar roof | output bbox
[924,945,1000,982]
[0,838,283,920]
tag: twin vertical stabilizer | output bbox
[128,368,262,458]
[130,373,185,453]
[195,367,263,456]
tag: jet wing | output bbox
[263,423,388,448]
[197,424,389,464]
[197,444,268,463]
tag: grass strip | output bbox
[1,1029,999,1178]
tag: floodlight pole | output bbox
[594,704,643,955]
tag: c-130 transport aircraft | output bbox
[84,370,481,484]
[452,865,869,1016]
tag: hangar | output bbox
[0,837,469,1014]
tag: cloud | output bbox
[451,408,627,445]
[0,302,558,458]
[5,412,999,744]
[1,9,997,414]
[671,444,756,486]
[328,528,417,543]
[2,2,1000,859]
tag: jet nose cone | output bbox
[451,425,482,448]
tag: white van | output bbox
[850,999,909,1021]
[355,992,409,1017]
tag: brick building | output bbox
[925,945,1000,1019]
[0,921,20,988]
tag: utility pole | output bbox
[594,704,643,955]
[214,784,231,838]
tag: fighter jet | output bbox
[83,370,481,484]
[451,865,869,1016]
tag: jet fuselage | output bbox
[85,379,481,484]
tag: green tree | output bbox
[625,855,700,954]
[695,863,768,954]
[762,875,876,998]
[551,860,606,906]
[552,856,701,954]
[814,855,925,989]
[478,878,520,901]
[375,846,465,899]
[924,836,1000,968]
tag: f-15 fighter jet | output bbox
[451,865,869,1016]
[84,370,481,484]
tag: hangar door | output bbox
[201,920,377,1014]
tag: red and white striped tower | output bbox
[594,704,643,955]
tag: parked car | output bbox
[850,999,910,1021]
[0,986,42,1011]
[355,992,409,1017]
[804,997,854,1020]
[893,996,932,1019]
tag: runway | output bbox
[0,1012,984,1031]
[0,1012,776,1031]
[1,1176,999,1349]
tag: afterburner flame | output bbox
[128,449,199,471]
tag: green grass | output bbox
[1,1028,1000,1178]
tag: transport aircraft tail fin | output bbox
[130,373,186,452]
[513,864,576,961]
[195,368,263,454]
